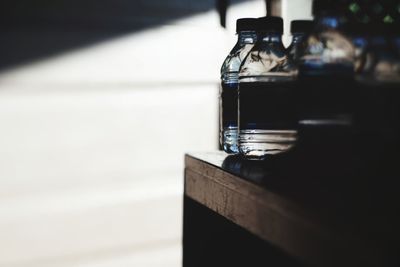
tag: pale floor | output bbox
[0,1,272,266]
[0,84,216,267]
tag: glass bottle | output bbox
[220,18,258,154]
[238,16,297,159]
[297,0,356,147]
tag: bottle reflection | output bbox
[222,154,272,184]
[221,142,360,186]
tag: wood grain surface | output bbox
[185,152,396,267]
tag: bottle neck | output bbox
[237,31,257,44]
[258,32,282,43]
[290,33,305,44]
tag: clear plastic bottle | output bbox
[238,16,297,159]
[286,20,313,64]
[220,18,258,154]
[297,0,356,147]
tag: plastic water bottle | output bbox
[297,0,356,147]
[238,16,297,159]
[220,18,258,154]
[286,20,313,63]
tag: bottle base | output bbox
[222,127,239,154]
[239,129,297,159]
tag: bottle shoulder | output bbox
[250,42,287,56]
[221,43,255,77]
[239,41,296,79]
[362,47,400,83]
[286,42,305,63]
[299,29,356,72]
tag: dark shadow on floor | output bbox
[0,0,255,71]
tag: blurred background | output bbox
[0,0,311,266]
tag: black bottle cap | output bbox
[236,18,258,33]
[290,20,314,34]
[256,16,284,34]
